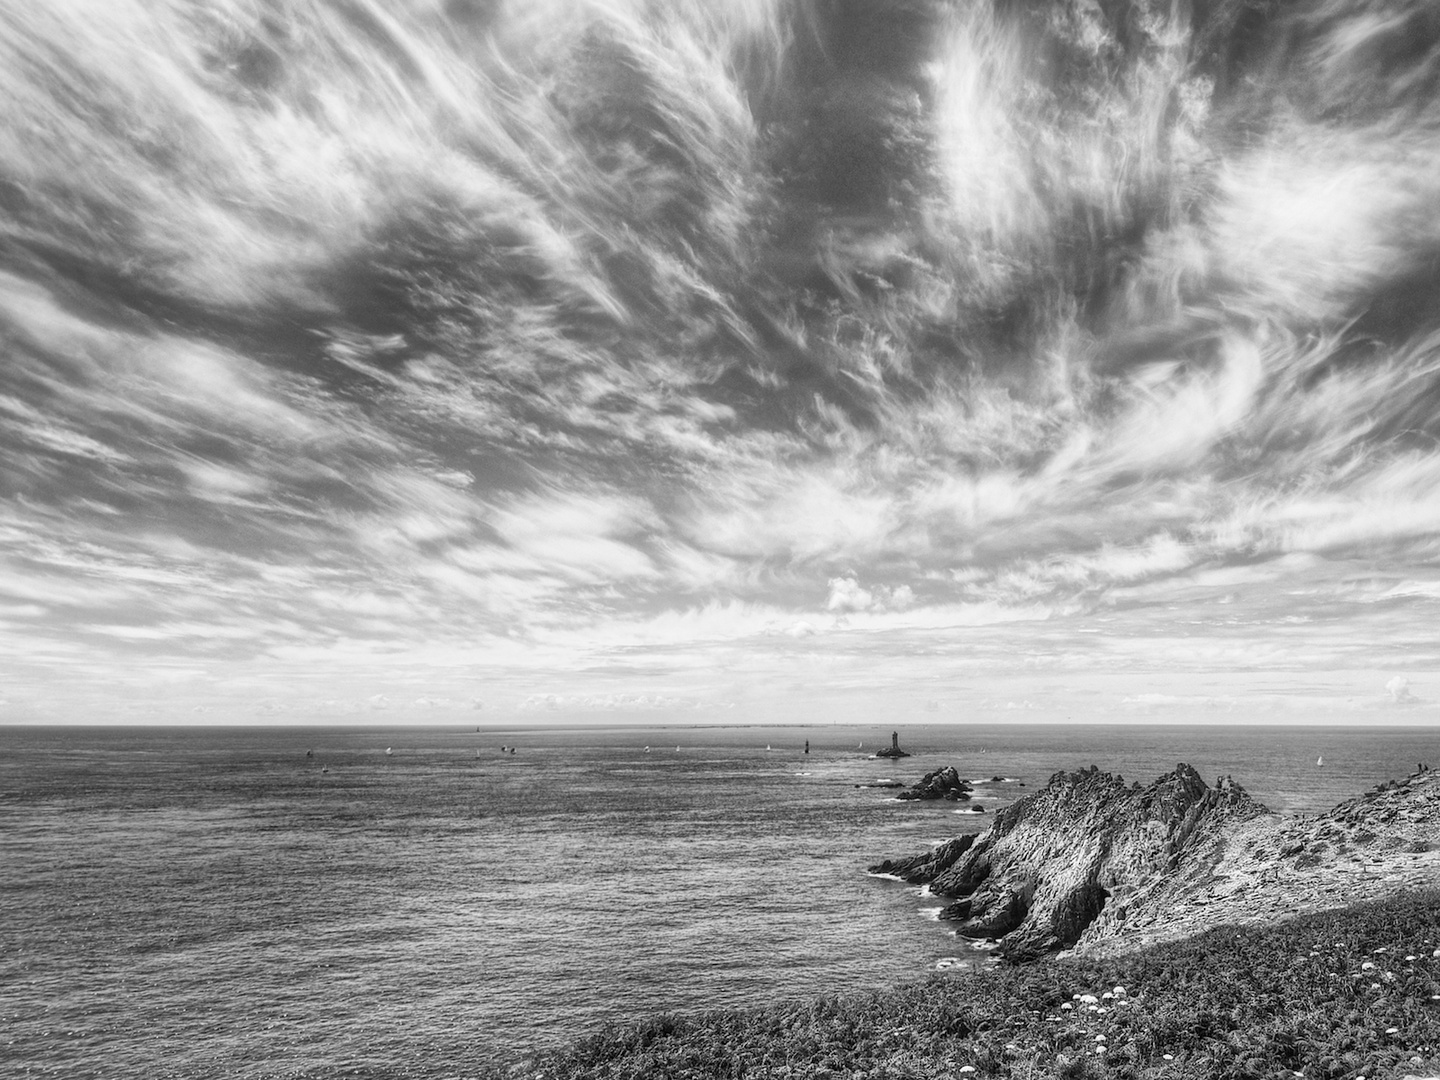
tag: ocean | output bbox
[3,722,1437,1078]
[0,722,1434,1077]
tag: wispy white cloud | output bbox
[6,0,1440,721]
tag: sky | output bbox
[3,0,1440,725]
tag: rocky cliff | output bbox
[872,764,1440,961]
[1076,765,1440,958]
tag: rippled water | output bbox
[2,722,1436,1077]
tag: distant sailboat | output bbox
[1317,755,1325,766]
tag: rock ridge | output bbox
[872,763,1274,960]
[1074,765,1440,958]
[874,764,1440,961]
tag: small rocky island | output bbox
[871,763,1440,961]
[873,731,911,759]
[895,765,972,802]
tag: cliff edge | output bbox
[1077,764,1440,958]
[872,764,1440,961]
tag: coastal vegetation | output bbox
[498,889,1440,1079]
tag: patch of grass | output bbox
[489,890,1440,1079]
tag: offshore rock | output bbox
[896,766,972,802]
[874,731,911,759]
[872,763,1270,960]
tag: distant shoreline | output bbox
[11,716,1432,747]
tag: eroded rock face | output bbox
[871,763,1271,960]
[1071,765,1440,958]
[871,835,975,883]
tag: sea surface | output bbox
[2,723,1437,1078]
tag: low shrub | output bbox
[492,890,1440,1079]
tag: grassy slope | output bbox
[496,890,1440,1080]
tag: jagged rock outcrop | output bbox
[873,764,1440,961]
[870,763,1270,960]
[1075,765,1440,958]
[896,766,972,802]
[871,835,976,883]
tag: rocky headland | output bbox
[871,764,1440,962]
